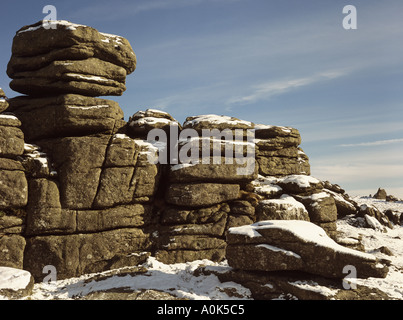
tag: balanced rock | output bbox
[7,20,136,97]
[8,94,124,141]
[226,220,389,279]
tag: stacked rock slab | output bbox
[0,91,27,269]
[5,21,160,281]
[254,124,310,176]
[158,114,259,263]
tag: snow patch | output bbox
[0,267,31,291]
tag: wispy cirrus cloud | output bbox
[339,138,403,147]
[227,70,348,105]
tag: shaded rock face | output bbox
[1,21,159,282]
[0,21,389,296]
[7,20,136,97]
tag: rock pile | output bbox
[224,220,390,299]
[0,21,393,299]
[7,20,136,97]
[4,21,160,281]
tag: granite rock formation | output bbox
[0,21,392,299]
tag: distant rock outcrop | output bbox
[374,188,387,200]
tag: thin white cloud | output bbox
[227,70,348,105]
[339,138,403,147]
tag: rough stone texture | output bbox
[128,108,181,139]
[0,170,28,209]
[295,192,338,223]
[24,228,151,281]
[8,94,124,141]
[155,249,226,265]
[226,220,389,279]
[0,121,25,157]
[256,195,310,221]
[165,183,240,207]
[25,178,75,236]
[169,158,258,183]
[76,204,152,232]
[8,21,136,74]
[0,267,34,299]
[0,235,26,269]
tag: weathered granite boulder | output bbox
[128,109,181,139]
[226,220,389,279]
[169,159,257,183]
[8,94,124,141]
[165,183,240,207]
[183,114,254,132]
[0,114,25,157]
[7,20,136,97]
[358,204,393,230]
[9,58,127,96]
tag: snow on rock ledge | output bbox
[0,267,34,299]
[226,220,390,279]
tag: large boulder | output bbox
[226,220,389,279]
[128,109,181,139]
[24,228,151,281]
[8,20,136,97]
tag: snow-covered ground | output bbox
[2,197,402,300]
[336,197,403,299]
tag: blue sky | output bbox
[1,0,403,197]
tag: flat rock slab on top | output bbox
[8,20,136,74]
[7,20,136,97]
